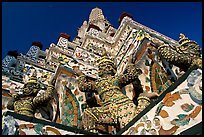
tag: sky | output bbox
[2,2,202,59]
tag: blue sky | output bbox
[2,2,202,59]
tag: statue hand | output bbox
[126,63,142,75]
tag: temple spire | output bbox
[89,7,105,23]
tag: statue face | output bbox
[23,83,40,96]
[96,55,117,77]
[98,63,116,77]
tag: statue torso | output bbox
[95,76,129,104]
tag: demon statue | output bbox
[157,33,202,71]
[7,70,56,117]
[75,50,158,133]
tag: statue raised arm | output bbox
[74,66,97,93]
[7,70,56,117]
[33,74,56,106]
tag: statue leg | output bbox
[81,105,117,131]
[117,101,138,128]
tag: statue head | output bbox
[22,70,41,96]
[96,48,116,77]
[178,33,201,58]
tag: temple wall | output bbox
[54,68,86,128]
[2,7,202,135]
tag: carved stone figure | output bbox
[157,33,202,71]
[75,50,158,133]
[7,70,56,117]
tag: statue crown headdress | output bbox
[96,48,115,67]
[179,33,191,46]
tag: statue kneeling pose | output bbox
[75,51,158,132]
[7,71,56,117]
